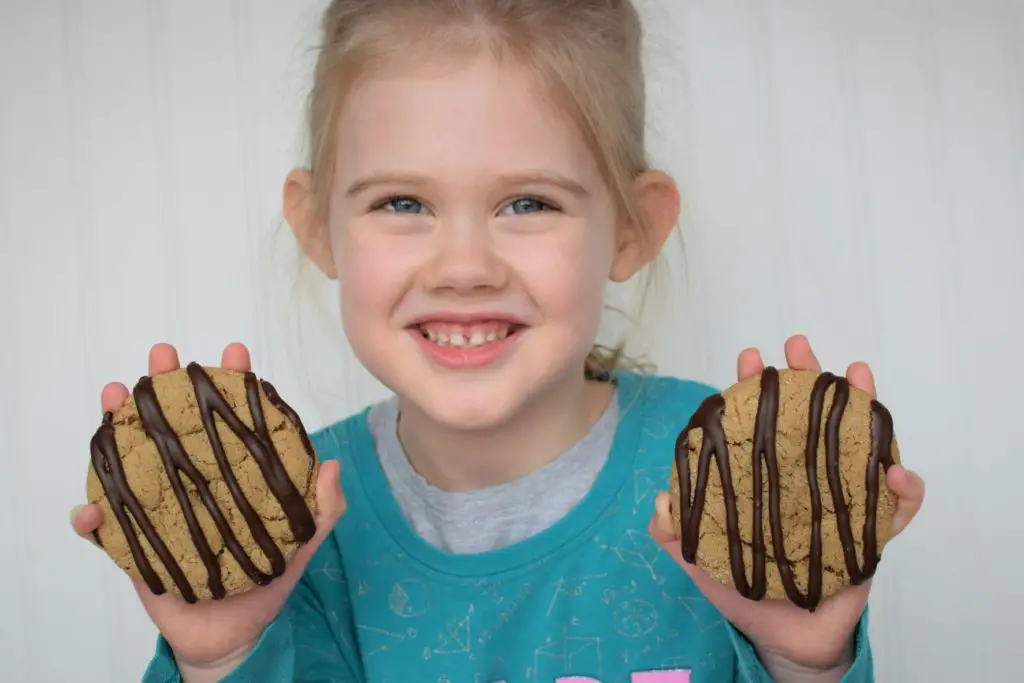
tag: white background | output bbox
[1,1,1021,681]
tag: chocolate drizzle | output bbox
[89,363,317,603]
[673,367,896,611]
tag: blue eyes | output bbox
[503,197,549,215]
[382,197,425,214]
[376,196,554,215]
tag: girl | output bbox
[71,1,924,681]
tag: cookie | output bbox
[667,367,899,611]
[87,363,319,603]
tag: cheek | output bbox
[512,227,615,327]
[334,232,412,331]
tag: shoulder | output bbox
[628,370,719,402]
[613,370,720,458]
[306,406,376,466]
[616,369,720,419]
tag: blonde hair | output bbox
[301,0,662,380]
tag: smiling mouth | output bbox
[414,321,525,348]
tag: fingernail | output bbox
[70,504,84,523]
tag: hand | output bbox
[650,335,925,670]
[70,343,347,667]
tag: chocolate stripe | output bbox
[134,375,229,599]
[756,367,781,602]
[261,379,316,492]
[864,399,895,578]
[90,413,185,599]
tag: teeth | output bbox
[419,324,514,347]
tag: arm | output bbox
[755,636,856,683]
[142,536,362,683]
[727,609,873,683]
[174,647,254,683]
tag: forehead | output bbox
[333,53,600,184]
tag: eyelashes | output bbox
[501,196,555,215]
[374,195,426,214]
[369,194,561,216]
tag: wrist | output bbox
[175,644,253,683]
[755,635,855,683]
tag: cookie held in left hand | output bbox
[664,366,899,611]
[86,363,319,603]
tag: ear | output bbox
[609,170,680,283]
[284,168,338,279]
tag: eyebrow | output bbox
[344,171,590,198]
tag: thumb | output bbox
[649,492,707,579]
[288,458,344,570]
[266,459,345,589]
[647,515,707,592]
[649,491,682,550]
[313,459,346,530]
[648,516,678,550]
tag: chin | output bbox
[407,382,526,433]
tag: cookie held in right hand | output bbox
[666,367,899,611]
[86,363,320,603]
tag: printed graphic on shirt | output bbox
[323,376,742,682]
[339,533,731,682]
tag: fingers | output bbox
[101,382,130,414]
[103,343,184,415]
[737,335,821,382]
[845,361,876,398]
[151,342,253,375]
[148,343,181,376]
[784,334,821,372]
[70,504,104,545]
[110,344,251,413]
[221,343,252,373]
[736,348,764,381]
[886,465,925,537]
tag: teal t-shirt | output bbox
[143,371,873,682]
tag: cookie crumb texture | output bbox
[86,364,319,602]
[669,368,900,609]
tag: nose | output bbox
[420,216,509,296]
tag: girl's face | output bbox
[318,54,633,431]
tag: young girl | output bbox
[71,1,924,681]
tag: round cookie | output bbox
[86,363,319,603]
[667,367,900,611]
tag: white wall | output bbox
[1,1,1020,681]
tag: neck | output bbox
[396,373,614,492]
